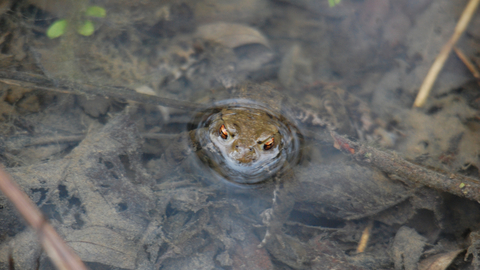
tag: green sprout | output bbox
[46,19,67,39]
[77,20,95,36]
[46,5,106,39]
[85,6,106,18]
[329,0,342,7]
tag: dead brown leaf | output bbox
[196,22,270,49]
[392,226,427,270]
[418,249,463,270]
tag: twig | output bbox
[0,71,208,111]
[330,130,480,203]
[141,133,178,140]
[24,135,86,147]
[413,0,480,108]
[453,46,480,86]
[5,135,86,151]
[473,57,480,73]
[0,165,89,270]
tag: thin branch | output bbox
[0,71,208,111]
[330,130,480,203]
[0,166,89,270]
[4,135,86,151]
[453,46,480,86]
[413,0,480,108]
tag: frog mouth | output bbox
[188,100,303,187]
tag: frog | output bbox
[189,83,306,186]
[150,81,409,268]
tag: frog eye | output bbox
[219,124,229,139]
[263,137,274,150]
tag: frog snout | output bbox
[231,140,257,163]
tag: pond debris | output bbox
[418,249,464,270]
[413,0,480,108]
[356,220,374,253]
[392,226,428,270]
[330,130,480,203]
[196,22,271,49]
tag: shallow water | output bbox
[1,0,480,269]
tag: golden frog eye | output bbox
[219,124,228,139]
[263,137,274,150]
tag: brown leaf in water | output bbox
[196,22,270,49]
[417,249,463,270]
[392,226,427,270]
[63,227,138,269]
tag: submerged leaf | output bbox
[46,19,67,39]
[196,22,270,49]
[64,227,137,269]
[392,227,427,270]
[418,249,463,270]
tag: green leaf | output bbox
[85,6,106,18]
[328,0,341,7]
[77,20,95,36]
[46,19,67,39]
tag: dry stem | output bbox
[0,166,88,270]
[413,0,480,108]
[454,46,480,86]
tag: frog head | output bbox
[209,108,282,166]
